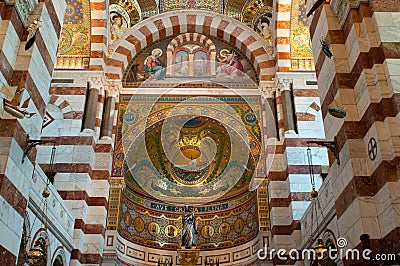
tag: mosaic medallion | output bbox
[133,217,145,232]
[246,212,254,228]
[234,218,245,233]
[201,225,215,238]
[148,222,160,236]
[165,225,178,238]
[124,211,132,227]
[219,223,231,236]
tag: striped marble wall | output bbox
[303,0,400,261]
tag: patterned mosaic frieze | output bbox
[56,0,91,69]
[159,0,223,13]
[290,0,315,70]
[118,190,259,250]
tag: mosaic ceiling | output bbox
[113,95,263,204]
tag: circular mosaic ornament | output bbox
[123,112,136,122]
[245,113,257,124]
[124,211,132,227]
[219,222,231,236]
[165,225,178,238]
[133,217,144,232]
[234,218,245,233]
[246,212,254,228]
[201,225,215,238]
[148,222,160,236]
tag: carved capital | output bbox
[275,78,292,91]
[105,80,122,98]
[260,86,275,99]
[89,76,105,90]
[329,0,350,28]
[15,0,39,27]
[110,178,125,189]
[349,0,369,8]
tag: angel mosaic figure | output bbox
[214,49,244,81]
[110,14,127,42]
[182,205,198,248]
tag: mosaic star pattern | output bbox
[290,0,315,70]
[56,0,91,69]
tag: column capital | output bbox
[275,78,292,91]
[89,76,105,90]
[260,86,276,99]
[104,80,122,97]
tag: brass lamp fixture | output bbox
[307,147,329,265]
[328,107,346,119]
[23,163,53,265]
[22,134,56,163]
[27,238,47,265]
[179,133,202,160]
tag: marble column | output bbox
[101,82,120,139]
[82,80,100,131]
[261,86,278,140]
[279,79,297,134]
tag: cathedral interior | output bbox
[0,0,399,265]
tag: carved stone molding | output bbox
[89,76,105,90]
[15,0,39,27]
[349,0,369,8]
[329,0,350,29]
[330,0,369,28]
[5,0,17,5]
[110,178,125,189]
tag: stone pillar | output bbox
[166,50,173,77]
[261,86,278,139]
[188,53,195,76]
[83,77,105,133]
[82,85,99,131]
[279,79,297,134]
[101,81,120,139]
[210,51,216,75]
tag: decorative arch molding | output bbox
[106,10,275,82]
[51,247,67,266]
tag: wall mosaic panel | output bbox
[56,0,91,69]
[290,0,315,70]
[122,36,257,85]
